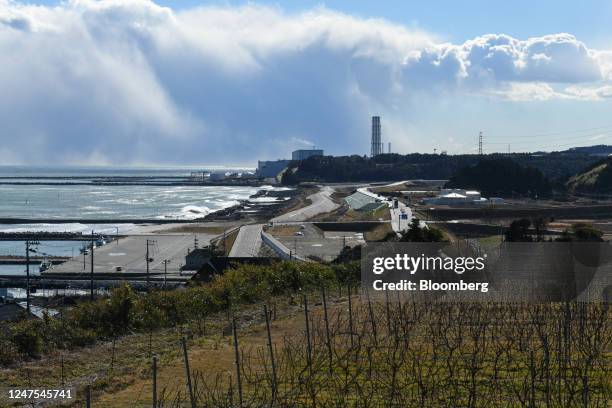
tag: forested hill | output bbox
[445,158,553,198]
[281,152,598,185]
[566,157,612,194]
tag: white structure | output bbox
[423,189,489,206]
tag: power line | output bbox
[484,131,612,146]
[487,123,612,140]
[482,140,610,154]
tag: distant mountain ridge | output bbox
[566,145,612,156]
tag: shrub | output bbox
[1,260,359,366]
[10,320,45,358]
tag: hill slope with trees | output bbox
[566,157,612,194]
[282,152,597,185]
[445,157,553,197]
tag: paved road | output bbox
[390,201,413,233]
[229,224,263,257]
[271,186,339,223]
[275,224,365,262]
[359,185,413,234]
[47,234,213,275]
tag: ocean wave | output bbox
[176,205,212,219]
[249,197,282,203]
[0,223,137,234]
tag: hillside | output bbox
[445,157,553,197]
[282,152,598,185]
[567,157,612,193]
[566,144,612,156]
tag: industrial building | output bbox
[345,190,387,212]
[292,149,324,161]
[256,160,291,180]
[209,172,228,181]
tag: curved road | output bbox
[271,186,339,223]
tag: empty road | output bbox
[47,234,213,276]
[229,224,263,257]
[271,186,339,223]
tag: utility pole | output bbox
[90,231,95,301]
[146,239,156,289]
[222,230,226,256]
[25,240,33,314]
[162,259,170,286]
[478,131,483,155]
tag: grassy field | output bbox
[267,225,301,237]
[364,223,395,241]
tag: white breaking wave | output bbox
[178,205,212,219]
[0,223,138,234]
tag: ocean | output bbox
[0,166,275,285]
[0,166,266,229]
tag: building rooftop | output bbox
[345,191,380,210]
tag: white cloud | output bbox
[564,84,612,100]
[492,83,569,101]
[0,0,611,164]
[403,33,604,86]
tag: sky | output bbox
[1,0,612,166]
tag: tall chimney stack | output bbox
[371,116,381,157]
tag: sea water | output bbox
[0,166,273,287]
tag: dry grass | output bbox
[364,223,394,241]
[214,228,240,256]
[344,206,390,222]
[267,225,301,237]
[0,297,306,408]
[567,163,608,190]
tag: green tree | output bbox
[400,218,446,242]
